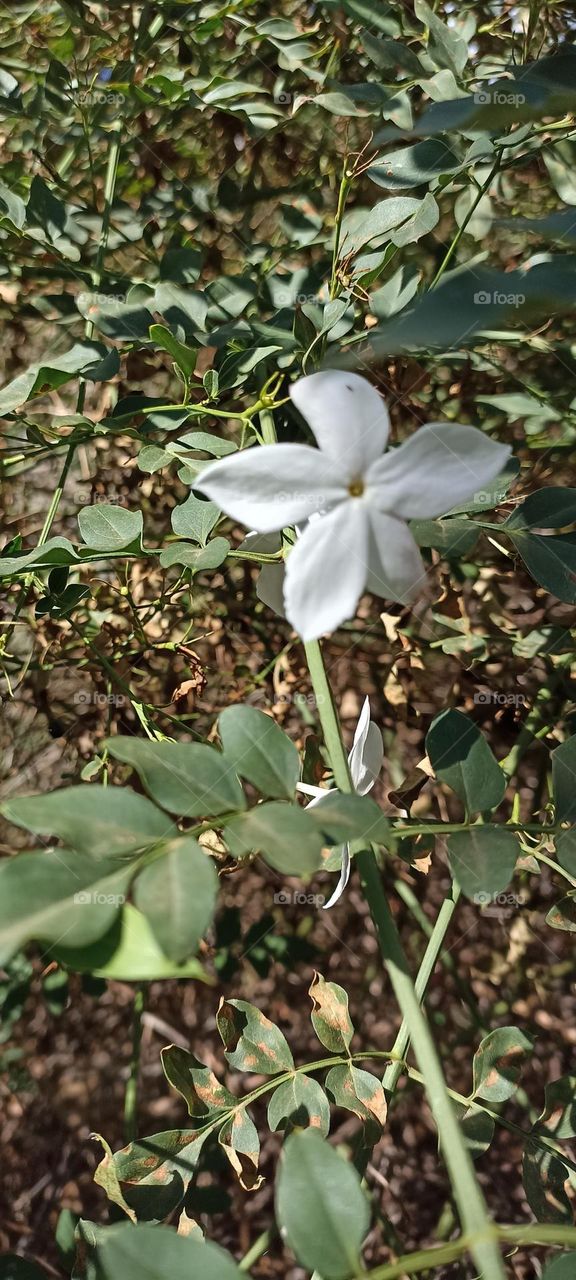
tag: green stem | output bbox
[303,639,506,1280]
[361,1222,576,1280]
[383,883,461,1094]
[430,150,503,289]
[124,984,146,1143]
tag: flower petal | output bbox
[366,510,428,604]
[197,444,346,533]
[367,423,511,519]
[283,500,369,641]
[290,371,390,477]
[322,844,351,910]
[348,698,384,795]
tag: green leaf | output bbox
[0,537,79,577]
[0,850,132,966]
[92,1218,244,1276]
[268,1074,330,1137]
[1,786,172,857]
[411,516,479,556]
[78,504,143,552]
[369,139,461,191]
[161,1044,235,1117]
[309,972,354,1053]
[171,493,220,545]
[308,791,389,846]
[447,828,518,902]
[149,323,198,380]
[557,829,576,876]
[505,488,576,530]
[325,1063,387,1131]
[219,705,299,800]
[511,530,576,604]
[133,837,217,963]
[472,1027,534,1102]
[224,803,324,875]
[104,736,246,818]
[542,1253,576,1279]
[426,708,506,813]
[0,342,115,414]
[552,736,576,822]
[362,258,576,357]
[159,538,229,570]
[216,996,294,1073]
[52,905,212,982]
[414,0,468,75]
[276,1129,370,1280]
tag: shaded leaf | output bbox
[472,1027,534,1103]
[268,1074,330,1137]
[216,997,294,1073]
[219,705,299,800]
[447,828,518,902]
[218,1108,263,1191]
[1,786,173,857]
[133,838,217,963]
[161,1045,235,1117]
[426,709,506,814]
[225,802,324,875]
[105,737,246,818]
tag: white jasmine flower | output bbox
[197,371,511,641]
[297,697,384,909]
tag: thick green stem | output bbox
[303,638,505,1280]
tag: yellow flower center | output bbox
[348,479,365,497]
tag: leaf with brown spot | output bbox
[309,972,354,1054]
[218,1108,263,1191]
[472,1027,534,1103]
[547,894,576,932]
[522,1140,572,1224]
[94,1128,209,1221]
[162,1044,235,1118]
[267,1074,330,1137]
[216,997,294,1074]
[535,1076,576,1140]
[326,1064,387,1138]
